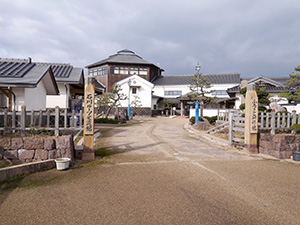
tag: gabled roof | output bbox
[36,62,84,85]
[153,73,240,85]
[85,49,163,70]
[0,58,59,94]
[116,74,154,88]
[227,75,289,93]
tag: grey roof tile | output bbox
[86,49,162,69]
[153,73,241,85]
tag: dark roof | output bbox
[36,62,84,84]
[85,49,163,70]
[153,73,241,85]
[227,75,289,93]
[0,58,59,94]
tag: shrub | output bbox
[94,118,120,124]
[204,116,218,125]
[291,124,300,133]
[189,116,195,124]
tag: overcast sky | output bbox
[0,0,299,78]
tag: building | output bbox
[152,73,241,117]
[227,75,293,111]
[85,49,163,92]
[0,58,59,111]
[42,62,104,109]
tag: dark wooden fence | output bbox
[0,106,83,137]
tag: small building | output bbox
[227,75,291,111]
[152,73,241,116]
[85,49,163,92]
[0,58,59,111]
[43,62,104,109]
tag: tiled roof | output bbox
[36,62,83,84]
[153,73,241,85]
[85,49,162,69]
[0,58,35,78]
[227,75,290,93]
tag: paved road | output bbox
[1,117,300,224]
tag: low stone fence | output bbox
[0,135,74,165]
[259,133,300,159]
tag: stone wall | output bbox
[259,133,300,159]
[0,135,74,165]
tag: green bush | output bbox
[204,116,218,125]
[189,116,195,124]
[291,124,300,133]
[239,103,245,111]
[94,118,120,124]
[189,116,205,124]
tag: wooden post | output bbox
[64,108,67,128]
[46,109,50,128]
[12,109,16,130]
[79,109,83,128]
[55,106,60,137]
[30,110,34,126]
[21,105,26,137]
[244,84,258,154]
[4,108,8,129]
[39,109,42,128]
[83,77,95,160]
[292,110,296,126]
[72,109,75,128]
[228,112,233,145]
[270,110,275,135]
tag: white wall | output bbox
[153,83,238,99]
[12,81,48,111]
[46,83,69,108]
[25,80,48,110]
[118,82,152,108]
[11,88,25,111]
[189,108,227,118]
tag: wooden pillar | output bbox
[55,106,60,137]
[20,105,26,137]
[180,101,183,116]
[244,84,258,154]
[82,77,95,160]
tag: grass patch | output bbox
[74,131,83,146]
[94,118,120,124]
[95,148,112,157]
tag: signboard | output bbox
[250,98,258,133]
[84,77,95,135]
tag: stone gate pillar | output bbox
[82,77,95,160]
[244,84,258,154]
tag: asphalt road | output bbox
[1,117,300,224]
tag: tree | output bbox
[131,96,142,117]
[240,87,270,111]
[96,84,127,118]
[280,65,300,103]
[188,72,214,118]
[158,98,173,116]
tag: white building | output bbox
[0,58,59,111]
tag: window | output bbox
[113,67,128,75]
[130,67,148,76]
[88,67,107,76]
[132,87,137,94]
[164,90,182,96]
[211,90,228,96]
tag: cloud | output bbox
[0,0,300,77]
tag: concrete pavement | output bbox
[1,117,300,224]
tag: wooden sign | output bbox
[83,77,95,160]
[250,98,258,133]
[244,83,258,154]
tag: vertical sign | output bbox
[83,77,95,160]
[250,98,258,133]
[244,84,258,154]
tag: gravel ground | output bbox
[1,117,300,224]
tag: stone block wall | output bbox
[259,133,300,159]
[0,135,74,164]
